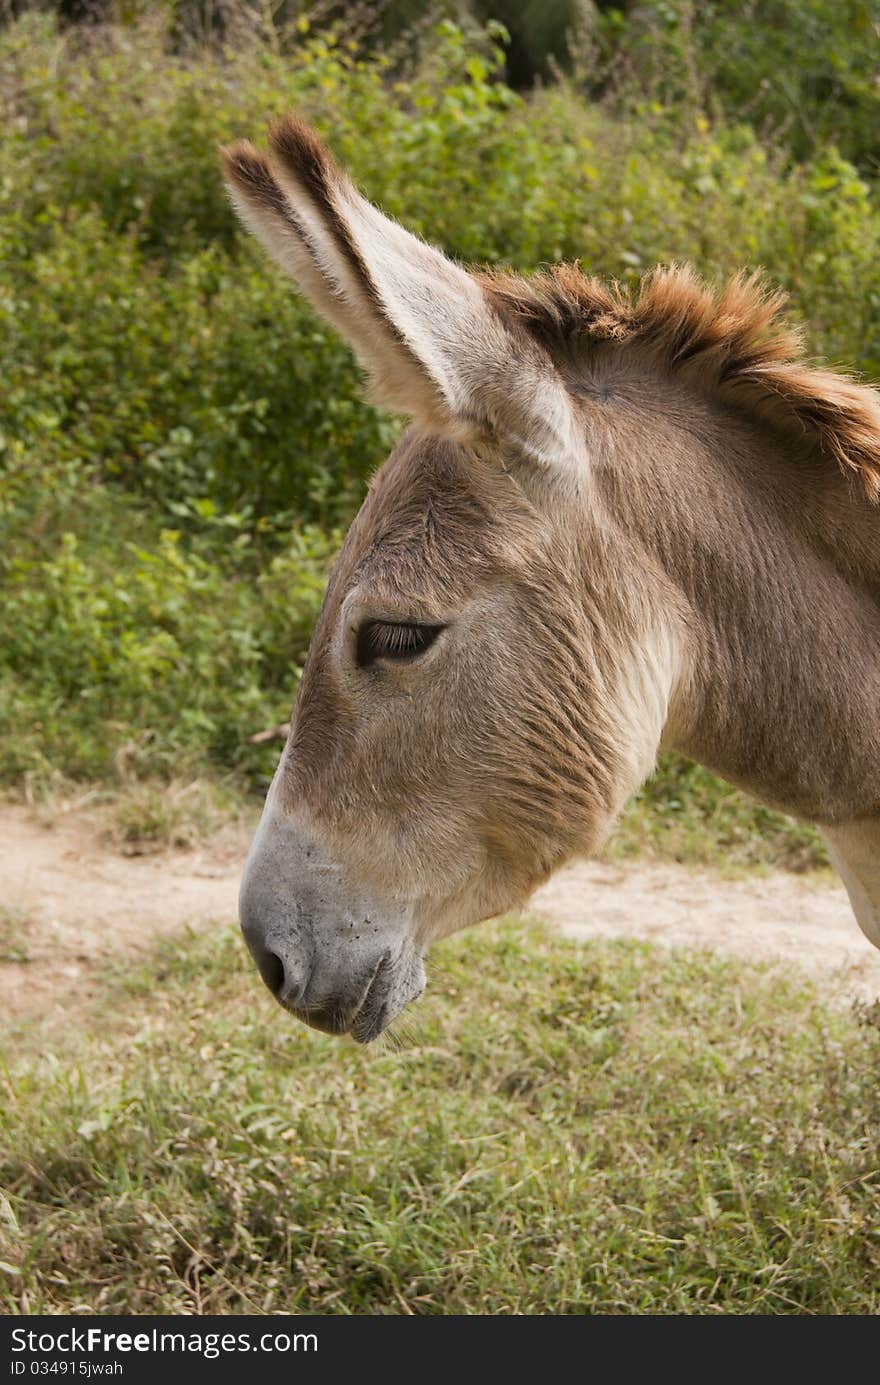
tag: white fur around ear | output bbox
[221,117,586,480]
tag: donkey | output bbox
[222,117,880,1043]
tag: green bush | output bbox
[0,11,874,866]
[0,208,392,529]
[596,1,880,172]
[0,520,335,785]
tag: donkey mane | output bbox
[479,262,880,502]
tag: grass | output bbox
[15,775,257,857]
[609,758,828,875]
[0,906,33,966]
[103,776,253,855]
[1,919,878,1314]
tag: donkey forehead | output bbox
[333,431,541,611]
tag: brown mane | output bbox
[479,262,880,502]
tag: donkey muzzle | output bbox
[238,806,424,1042]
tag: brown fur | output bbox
[286,436,636,916]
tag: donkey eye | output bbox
[356,621,444,668]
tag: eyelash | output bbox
[356,621,444,668]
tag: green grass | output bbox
[0,906,33,966]
[104,776,253,854]
[2,919,878,1313]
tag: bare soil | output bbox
[530,859,880,1001]
[1,803,878,1026]
[0,804,248,1023]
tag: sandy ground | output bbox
[0,805,248,1023]
[1,803,879,1026]
[531,859,880,1000]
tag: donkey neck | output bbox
[581,365,879,579]
[589,373,880,823]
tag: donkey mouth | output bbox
[275,940,426,1043]
[355,947,427,1043]
[281,952,398,1043]
[350,951,394,1044]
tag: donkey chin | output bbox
[238,803,427,1043]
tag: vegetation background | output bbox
[2,1,880,1314]
[5,0,880,866]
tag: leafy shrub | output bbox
[596,1,880,172]
[0,521,335,786]
[0,207,392,529]
[0,11,872,867]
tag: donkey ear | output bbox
[220,117,585,479]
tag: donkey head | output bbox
[223,119,679,1041]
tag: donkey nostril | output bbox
[258,948,286,998]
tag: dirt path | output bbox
[1,803,878,1025]
[530,860,880,1000]
[0,805,249,1022]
